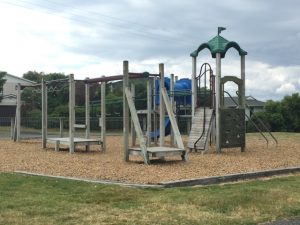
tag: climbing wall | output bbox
[220,108,245,148]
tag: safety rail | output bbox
[235,91,278,146]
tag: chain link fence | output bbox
[0,116,191,139]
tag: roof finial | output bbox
[218,27,226,36]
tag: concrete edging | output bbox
[160,167,300,188]
[15,166,300,188]
[14,171,162,189]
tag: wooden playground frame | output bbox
[13,60,188,164]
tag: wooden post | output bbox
[215,53,221,153]
[192,56,197,118]
[159,63,165,147]
[101,81,106,151]
[16,83,21,142]
[131,83,136,146]
[10,117,14,140]
[123,61,130,161]
[241,55,246,152]
[85,78,90,151]
[153,77,157,145]
[13,116,17,141]
[69,74,75,153]
[42,80,47,148]
[170,73,175,146]
[146,79,152,147]
[59,118,64,137]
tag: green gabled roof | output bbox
[190,35,247,58]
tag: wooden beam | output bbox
[159,63,165,147]
[152,77,158,145]
[161,88,185,149]
[170,73,175,146]
[101,81,106,151]
[10,117,14,140]
[69,74,75,153]
[16,83,21,142]
[147,79,152,147]
[125,87,149,164]
[85,78,90,151]
[59,118,64,138]
[123,61,130,161]
[41,80,47,148]
[131,83,136,146]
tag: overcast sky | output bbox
[0,0,299,100]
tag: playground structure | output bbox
[10,27,279,165]
[188,28,247,153]
[188,27,277,153]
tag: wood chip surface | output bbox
[0,134,299,184]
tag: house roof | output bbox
[224,96,265,107]
[2,72,36,84]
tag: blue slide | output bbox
[151,77,192,140]
[150,118,171,139]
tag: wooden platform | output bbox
[129,146,187,160]
[47,137,103,152]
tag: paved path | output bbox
[261,217,300,225]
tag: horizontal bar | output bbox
[20,83,41,89]
[85,72,159,84]
[45,78,69,84]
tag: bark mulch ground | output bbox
[0,134,299,184]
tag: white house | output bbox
[0,73,36,117]
[224,96,265,120]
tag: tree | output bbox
[23,71,43,83]
[281,93,300,132]
[248,93,300,132]
[0,71,7,102]
[21,71,69,115]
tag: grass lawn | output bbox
[0,173,299,225]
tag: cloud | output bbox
[276,83,297,95]
[245,62,300,100]
[0,0,300,101]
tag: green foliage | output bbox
[23,71,43,83]
[197,87,213,107]
[248,93,300,132]
[106,92,123,116]
[50,105,69,117]
[22,71,69,115]
[0,71,7,102]
[281,93,300,132]
[22,109,42,129]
